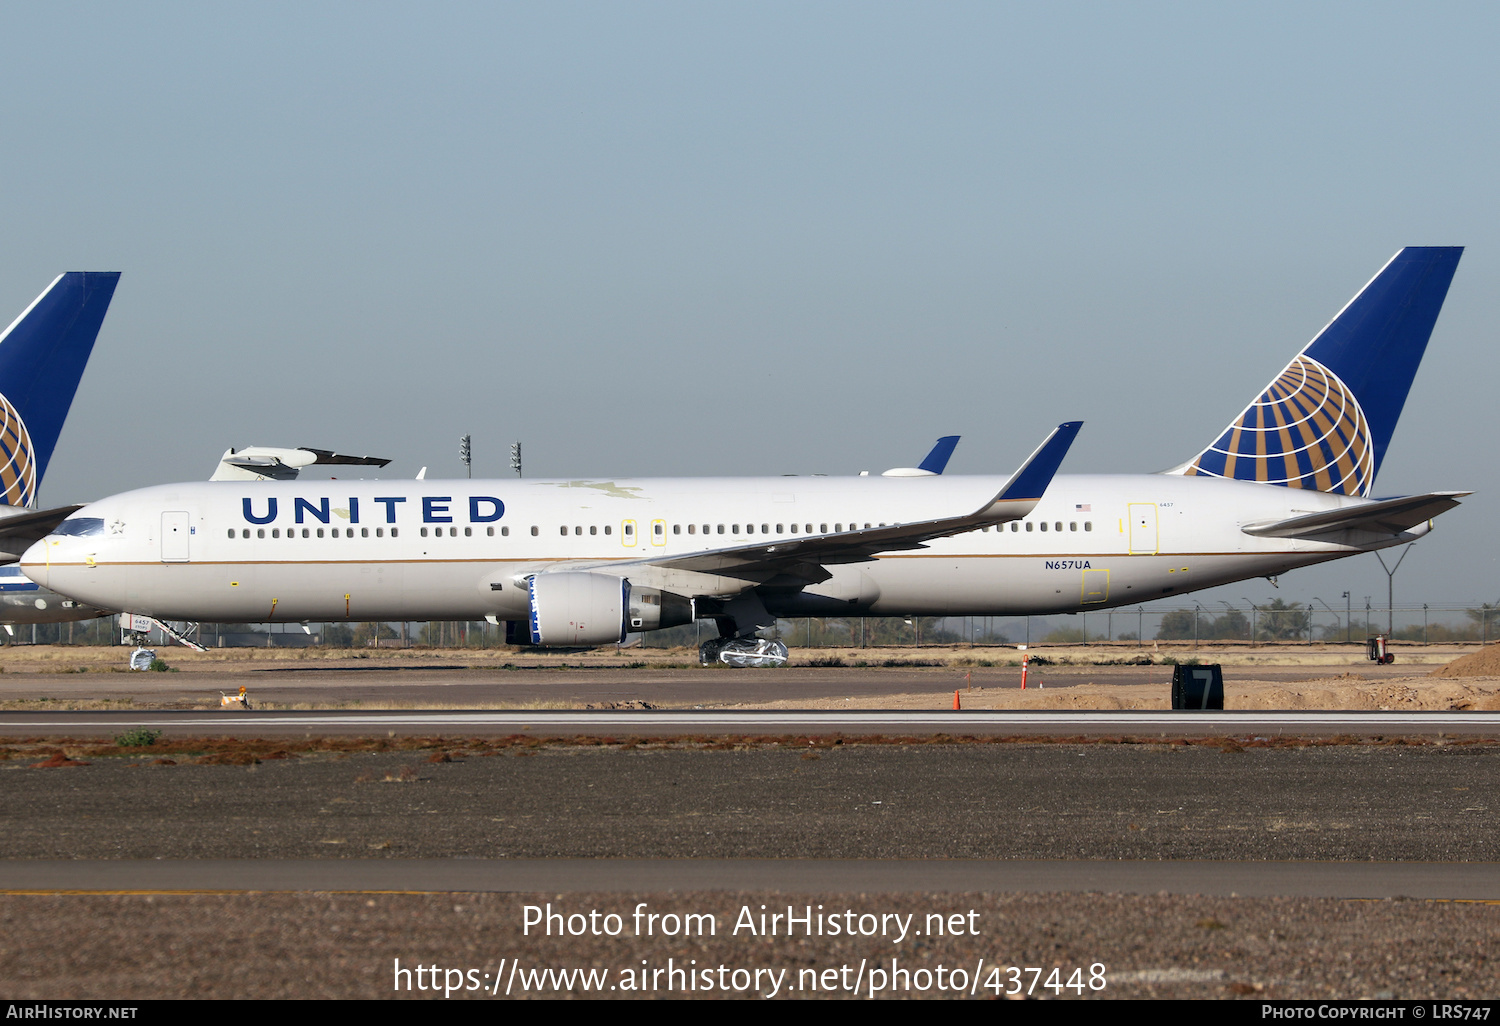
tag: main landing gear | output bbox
[698,636,790,668]
[696,590,789,667]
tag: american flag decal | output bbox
[1075,504,1091,512]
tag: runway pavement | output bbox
[4,858,1497,899]
[2,708,1498,737]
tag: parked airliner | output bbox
[0,272,121,629]
[23,248,1467,663]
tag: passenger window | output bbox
[624,524,634,536]
[805,524,813,533]
[531,526,539,536]
[391,528,398,537]
[573,526,581,536]
[776,524,783,533]
[302,528,310,538]
[270,528,279,538]
[257,529,265,539]
[1011,523,1018,532]
[1055,522,1062,532]
[591,526,598,536]
[835,523,842,532]
[316,528,325,538]
[732,524,739,534]
[717,524,725,534]
[673,525,681,535]
[421,528,429,537]
[241,529,250,539]
[464,527,472,537]
[603,525,611,535]
[790,524,798,534]
[1070,522,1076,532]
[560,526,567,536]
[654,524,663,536]
[377,528,384,538]
[1085,522,1092,531]
[688,524,696,535]
[820,524,827,533]
[227,529,235,539]
[1026,522,1033,532]
[1040,522,1047,532]
[762,524,769,533]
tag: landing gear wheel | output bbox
[699,637,789,668]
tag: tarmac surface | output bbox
[3,648,1496,1000]
[0,657,1430,709]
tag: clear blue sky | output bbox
[1,2,1496,609]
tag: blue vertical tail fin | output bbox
[1173,247,1461,496]
[0,272,120,506]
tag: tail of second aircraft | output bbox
[0,272,120,507]
[1170,247,1462,497]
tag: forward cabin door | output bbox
[161,511,191,562]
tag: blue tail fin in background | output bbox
[1175,247,1461,496]
[0,272,120,506]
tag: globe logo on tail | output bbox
[1185,355,1374,497]
[0,392,37,507]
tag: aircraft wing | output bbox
[0,504,86,562]
[597,422,1080,583]
[1240,491,1469,540]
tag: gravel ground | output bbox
[2,743,1496,860]
[2,891,1495,999]
[4,740,1496,1000]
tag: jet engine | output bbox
[526,572,692,646]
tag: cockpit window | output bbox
[53,517,104,537]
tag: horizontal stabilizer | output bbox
[1241,491,1469,540]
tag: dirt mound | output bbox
[1430,643,1500,678]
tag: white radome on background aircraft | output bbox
[24,248,1468,665]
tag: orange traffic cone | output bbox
[953,690,961,710]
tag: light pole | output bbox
[1375,544,1413,636]
[1218,601,1244,643]
[1342,591,1350,644]
[1313,597,1339,645]
[1193,603,1202,649]
[1241,597,1257,647]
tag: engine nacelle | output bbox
[627,587,694,632]
[528,572,629,646]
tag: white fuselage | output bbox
[22,473,1421,624]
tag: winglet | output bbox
[995,421,1083,503]
[917,435,961,474]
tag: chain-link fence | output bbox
[23,602,1498,650]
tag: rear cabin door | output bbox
[1127,503,1158,555]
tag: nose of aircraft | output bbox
[20,538,49,588]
